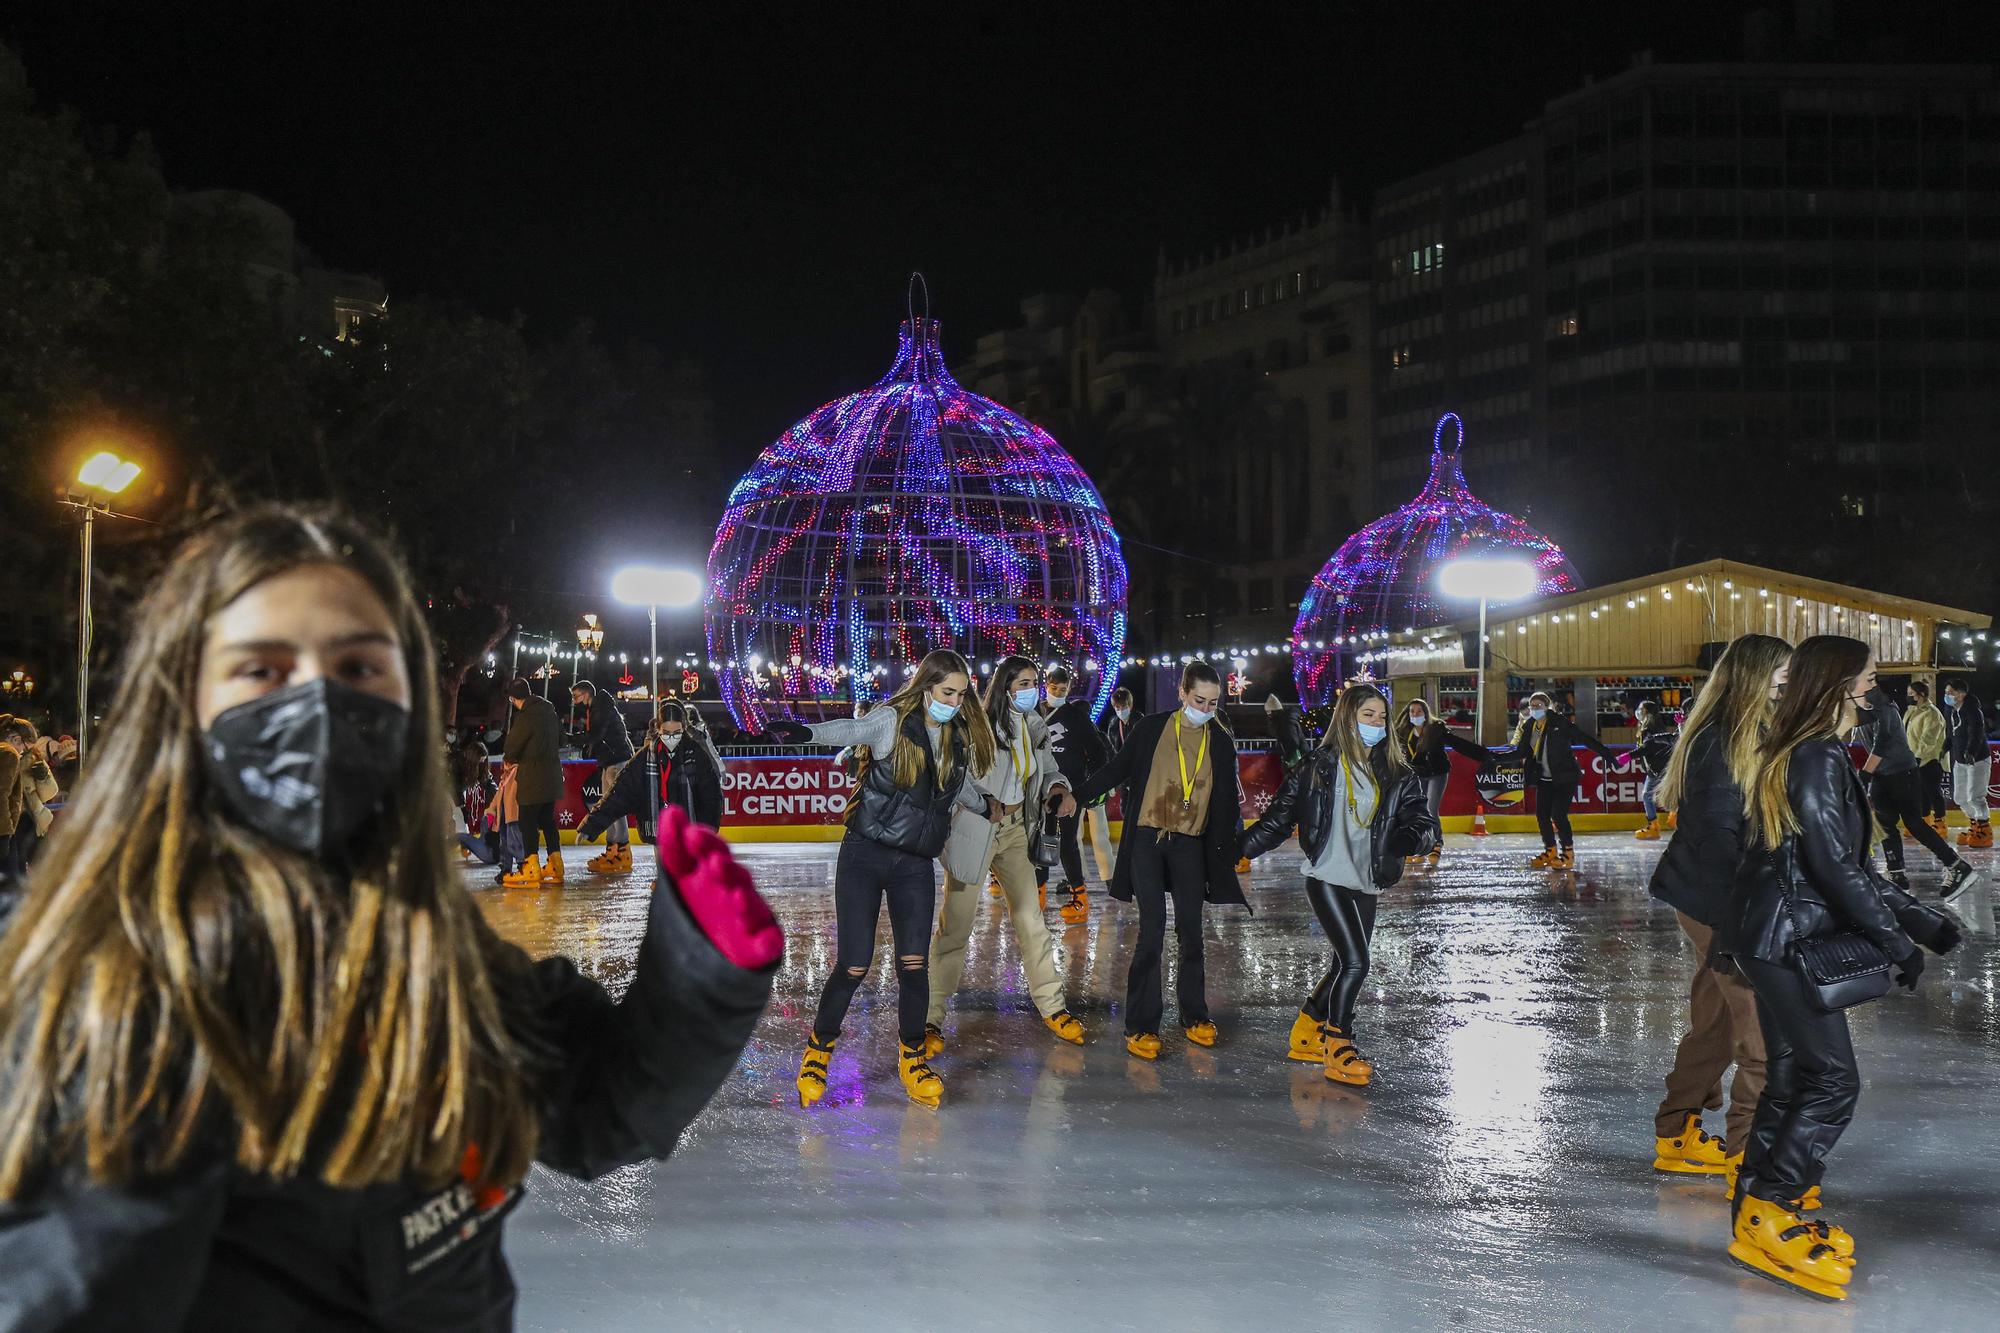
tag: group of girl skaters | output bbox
[1645,632,1963,1303]
[0,507,779,1327]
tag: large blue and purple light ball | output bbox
[1292,413,1578,707]
[706,317,1128,733]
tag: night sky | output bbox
[5,2,1987,454]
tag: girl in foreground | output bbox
[1241,684,1438,1084]
[0,507,779,1330]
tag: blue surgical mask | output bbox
[1115,707,1131,722]
[926,699,960,724]
[1181,704,1215,728]
[1012,687,1040,713]
[1529,707,1548,722]
[1359,722,1387,746]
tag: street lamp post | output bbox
[66,451,142,770]
[611,566,704,705]
[1438,557,1538,746]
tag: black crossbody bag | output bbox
[1778,843,1892,1011]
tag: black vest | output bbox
[848,708,967,857]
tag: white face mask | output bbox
[663,733,683,751]
[1115,707,1131,722]
[1529,707,1548,722]
[1181,703,1216,728]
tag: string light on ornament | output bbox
[703,286,1128,732]
[1290,413,1578,708]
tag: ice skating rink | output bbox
[473,833,2000,1332]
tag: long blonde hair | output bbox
[848,650,995,807]
[0,507,539,1200]
[1658,633,1791,811]
[1322,684,1409,779]
[1746,635,1871,850]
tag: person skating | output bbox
[500,677,566,886]
[0,505,779,1329]
[570,679,637,873]
[1630,701,1679,840]
[1647,633,1788,1179]
[1503,692,1628,869]
[1240,684,1439,1084]
[1393,697,1493,867]
[1903,681,1950,838]
[927,657,1086,1053]
[1853,683,1980,901]
[1942,679,1991,848]
[1038,664,1107,924]
[1073,661,1244,1061]
[578,701,725,847]
[766,651,996,1109]
[1722,635,1962,1302]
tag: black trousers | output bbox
[1124,829,1209,1035]
[519,802,562,860]
[1739,957,1860,1202]
[1870,766,1962,873]
[813,831,937,1047]
[1035,809,1086,889]
[1918,759,1948,821]
[1531,777,1576,849]
[1303,879,1378,1034]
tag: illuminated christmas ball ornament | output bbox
[706,312,1128,732]
[1291,412,1578,707]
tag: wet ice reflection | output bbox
[473,834,2000,1331]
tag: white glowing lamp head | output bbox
[77,451,141,495]
[611,566,703,609]
[1438,557,1538,603]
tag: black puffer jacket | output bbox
[1240,742,1440,888]
[1648,724,1745,926]
[1396,718,1493,779]
[0,869,775,1331]
[1635,720,1679,777]
[572,698,634,768]
[1722,737,1952,966]
[579,737,724,837]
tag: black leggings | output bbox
[1303,879,1378,1034]
[1035,809,1086,889]
[1739,957,1860,1202]
[812,831,937,1047]
[1918,760,1947,820]
[1532,777,1576,849]
[1872,767,1960,872]
[519,802,562,860]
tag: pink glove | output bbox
[655,806,783,970]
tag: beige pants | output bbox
[929,812,1067,1024]
[1084,804,1115,881]
[1655,912,1767,1155]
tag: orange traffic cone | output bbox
[1470,803,1490,837]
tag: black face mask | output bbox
[202,677,410,863]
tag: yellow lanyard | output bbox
[1012,716,1032,782]
[1174,714,1209,808]
[1342,759,1376,827]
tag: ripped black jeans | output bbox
[812,830,938,1048]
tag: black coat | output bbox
[1074,711,1245,909]
[573,699,634,768]
[1239,743,1440,888]
[500,697,565,808]
[1041,699,1107,783]
[1947,693,1989,764]
[1397,719,1494,779]
[1504,711,1622,785]
[579,738,724,838]
[0,872,774,1331]
[1721,737,1945,967]
[1100,711,1143,754]
[1635,721,1679,777]
[1648,724,1745,925]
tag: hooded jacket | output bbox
[1722,737,1952,966]
[0,849,775,1331]
[1239,741,1439,887]
[1073,710,1245,909]
[579,736,724,837]
[1946,692,1989,765]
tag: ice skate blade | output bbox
[1727,1242,1849,1302]
[1652,1157,1729,1176]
